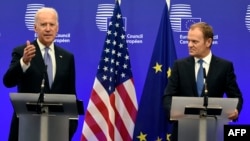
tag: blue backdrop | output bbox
[0,0,249,140]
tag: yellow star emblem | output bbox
[167,67,171,78]
[137,132,147,141]
[153,62,162,73]
[166,133,171,141]
[156,136,162,141]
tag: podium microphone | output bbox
[203,68,208,108]
[37,65,47,113]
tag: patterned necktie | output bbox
[197,59,204,96]
[44,47,53,88]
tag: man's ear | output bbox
[34,24,37,32]
[206,38,212,48]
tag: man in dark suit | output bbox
[163,22,243,141]
[3,7,78,141]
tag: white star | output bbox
[104,48,110,53]
[112,40,117,46]
[125,54,129,60]
[107,30,112,35]
[119,43,123,48]
[109,21,112,26]
[117,13,121,19]
[121,34,125,39]
[115,23,119,28]
[103,66,108,71]
[117,52,121,57]
[116,61,120,66]
[123,64,128,69]
[104,57,109,62]
[106,39,111,44]
[121,73,126,78]
[102,75,107,80]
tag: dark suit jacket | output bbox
[164,55,243,116]
[163,55,243,141]
[3,40,78,141]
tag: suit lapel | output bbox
[189,57,198,96]
[53,46,64,87]
[186,57,198,96]
[205,55,219,95]
[32,41,46,74]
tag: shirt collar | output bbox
[194,51,212,65]
[37,39,54,52]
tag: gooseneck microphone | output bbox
[203,68,208,108]
[37,65,47,113]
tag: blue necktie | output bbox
[44,47,53,88]
[197,59,204,96]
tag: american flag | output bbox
[81,1,138,141]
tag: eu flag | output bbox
[133,3,177,141]
[180,18,201,32]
